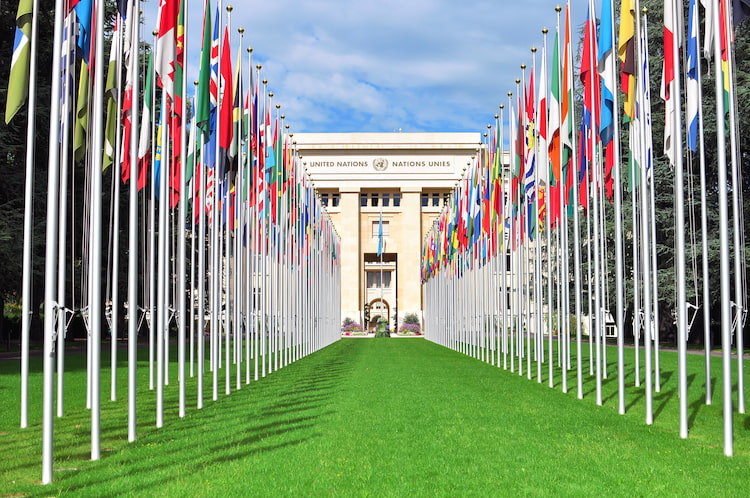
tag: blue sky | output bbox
[143,0,587,134]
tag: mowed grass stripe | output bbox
[0,338,748,496]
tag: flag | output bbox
[686,0,700,152]
[619,0,636,121]
[661,0,680,166]
[597,0,615,146]
[5,0,33,123]
[155,0,178,99]
[548,29,561,184]
[228,45,242,165]
[71,0,93,63]
[121,7,136,184]
[561,3,574,214]
[73,61,90,162]
[218,26,233,177]
[377,210,384,257]
[538,41,549,227]
[169,0,186,208]
[196,0,212,137]
[701,0,715,59]
[136,48,154,190]
[103,17,121,171]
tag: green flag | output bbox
[196,0,212,136]
[73,62,90,162]
[103,21,121,171]
[5,0,33,123]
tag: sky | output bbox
[142,0,587,135]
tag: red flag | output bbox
[155,0,178,98]
[219,26,233,153]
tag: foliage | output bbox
[341,318,363,334]
[374,318,390,338]
[569,0,750,346]
[398,323,421,335]
[402,312,420,325]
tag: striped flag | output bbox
[661,0,681,166]
[619,0,636,121]
[5,0,33,123]
[686,0,700,152]
[136,48,153,190]
[597,0,615,146]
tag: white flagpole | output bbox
[148,31,158,391]
[55,13,75,419]
[109,14,123,403]
[89,0,106,459]
[197,129,207,409]
[665,0,689,439]
[636,6,655,424]
[41,0,64,482]
[178,0,190,418]
[127,0,140,442]
[692,0,712,405]
[20,0,39,429]
[725,5,745,416]
[224,4,233,398]
[711,0,734,456]
[604,0,626,415]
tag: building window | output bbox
[331,193,340,207]
[382,193,390,207]
[361,193,368,207]
[421,193,428,207]
[371,193,379,207]
[367,271,392,289]
[432,193,440,206]
[393,193,401,207]
[372,220,389,238]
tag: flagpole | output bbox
[712,0,734,457]
[127,0,141,442]
[19,0,39,430]
[41,0,64,483]
[604,0,626,415]
[88,0,106,459]
[148,30,158,392]
[665,0,689,439]
[178,0,190,418]
[725,3,745,416]
[224,3,233,397]
[637,5,654,425]
[542,27,555,389]
[498,105,508,371]
[109,12,124,403]
[56,14,74,419]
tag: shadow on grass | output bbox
[43,343,357,494]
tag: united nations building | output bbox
[294,132,483,331]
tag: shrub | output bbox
[341,319,363,333]
[403,312,420,325]
[398,323,421,335]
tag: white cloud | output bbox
[142,0,586,133]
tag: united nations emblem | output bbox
[373,158,389,172]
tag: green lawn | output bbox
[1,338,748,496]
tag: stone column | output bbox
[338,189,361,325]
[398,188,423,327]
